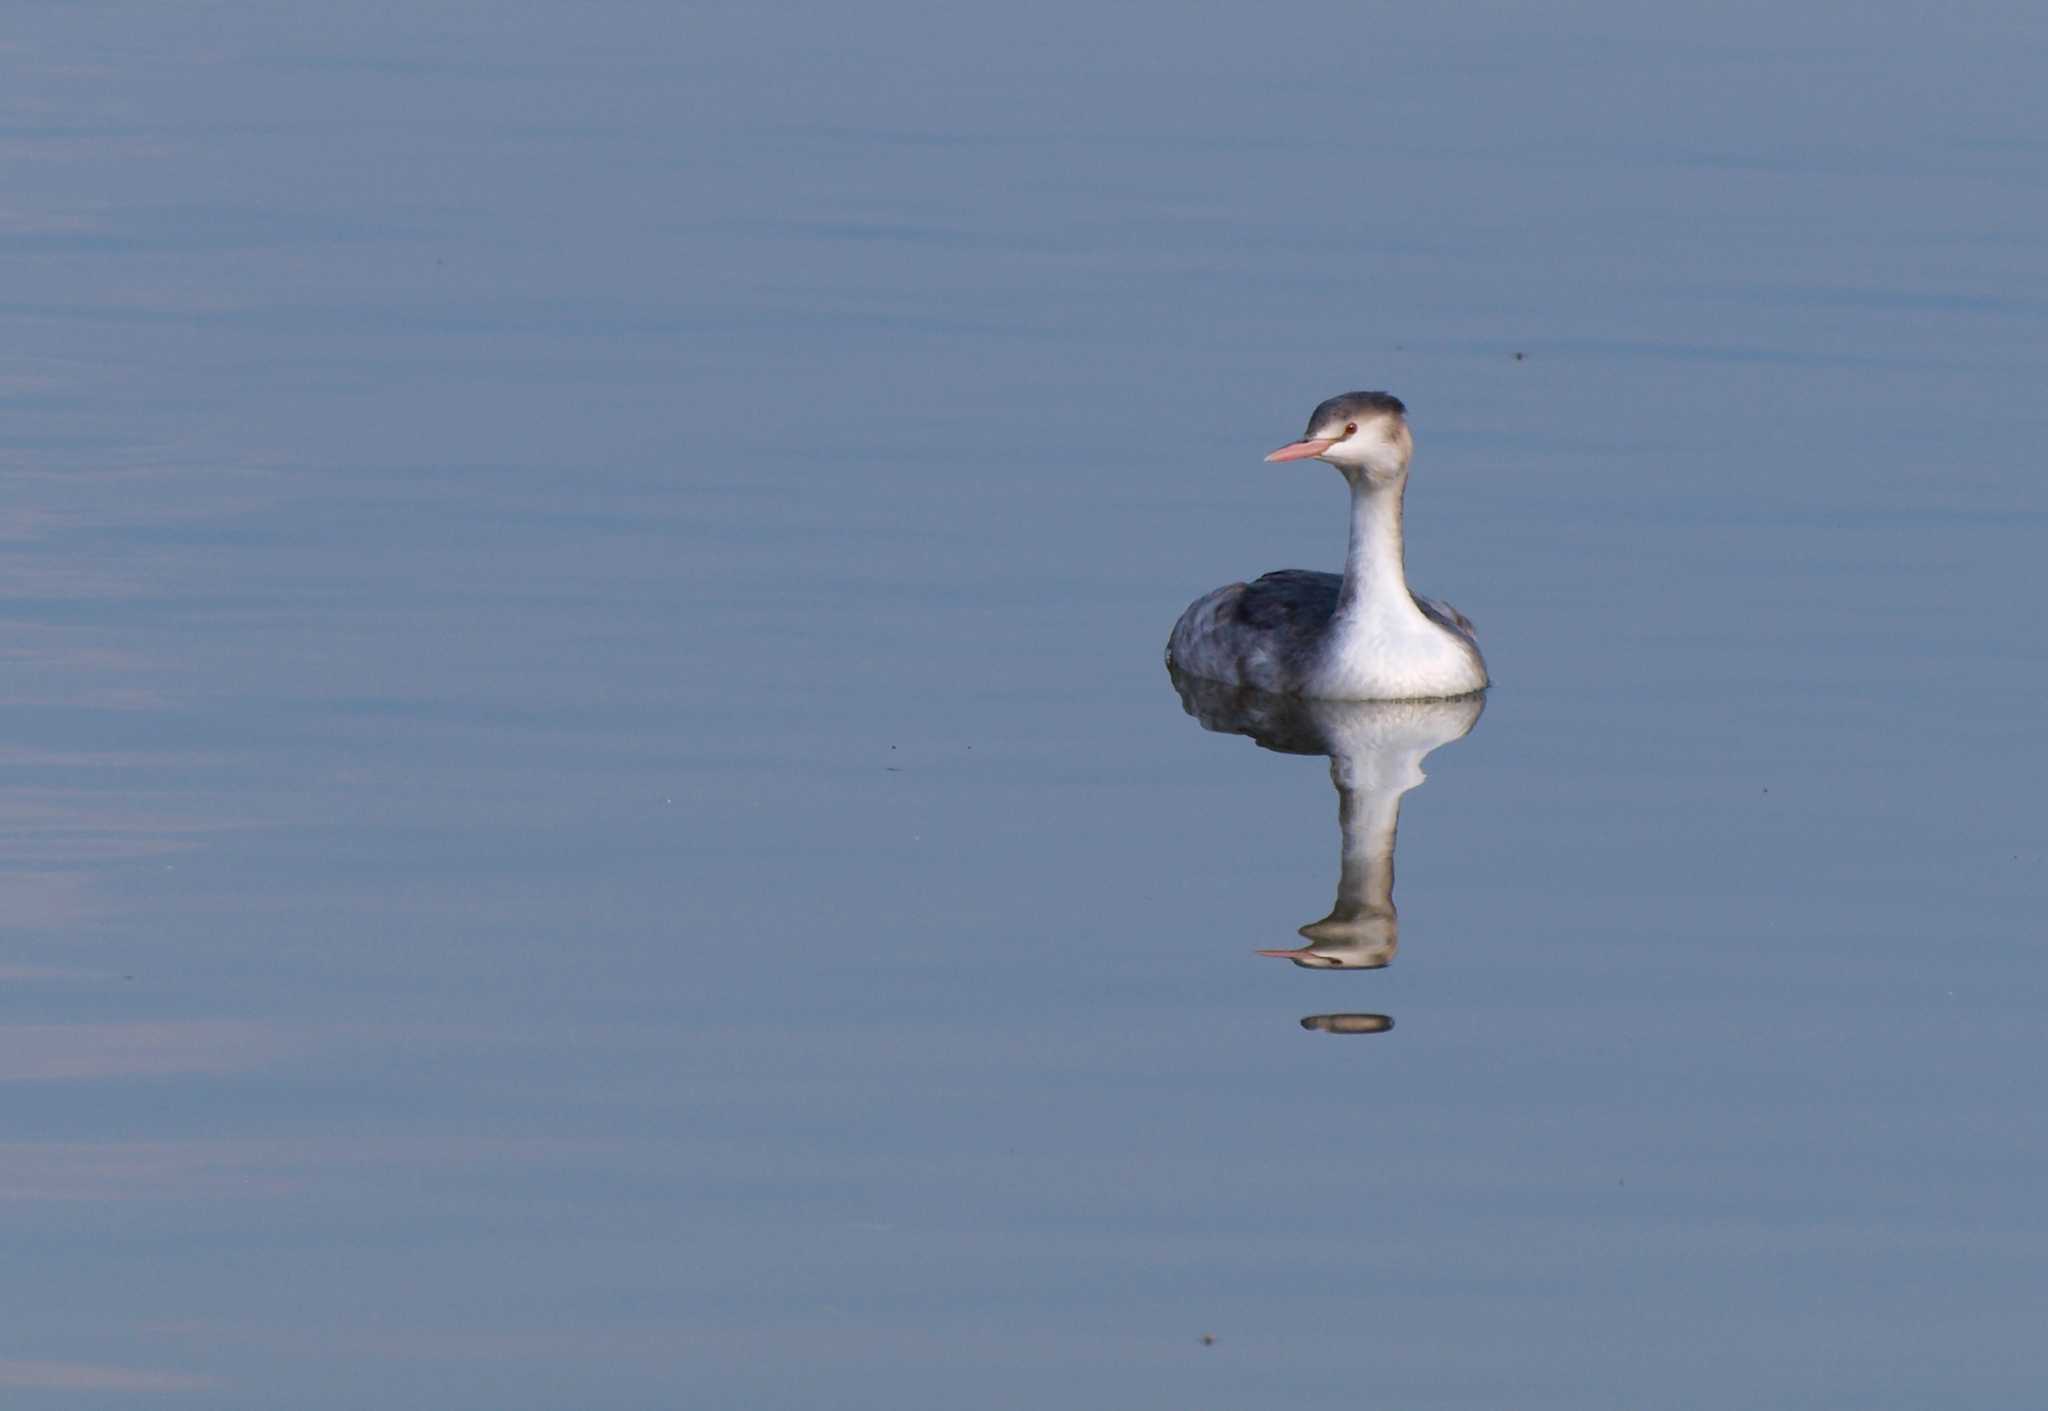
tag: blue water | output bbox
[5,3,2046,1406]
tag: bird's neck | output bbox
[1337,474,1420,623]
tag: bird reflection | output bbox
[1168,666,1484,1032]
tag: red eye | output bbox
[1344,422,1358,435]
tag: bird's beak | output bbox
[1264,437,1337,463]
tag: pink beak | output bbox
[1255,947,1313,959]
[1264,437,1337,463]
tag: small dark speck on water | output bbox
[1513,350,1527,361]
[1199,1334,1216,1347]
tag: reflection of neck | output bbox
[1299,745,1421,951]
[1331,761,1399,925]
[1294,733,1425,950]
[1337,474,1423,624]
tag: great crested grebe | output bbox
[1166,392,1487,701]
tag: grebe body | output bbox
[1166,392,1486,701]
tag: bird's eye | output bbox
[1344,422,1358,435]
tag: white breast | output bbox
[1308,611,1487,700]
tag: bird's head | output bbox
[1264,391,1412,484]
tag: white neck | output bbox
[1307,469,1487,700]
[1336,473,1426,626]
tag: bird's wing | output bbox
[1411,592,1476,639]
[1235,570,1342,631]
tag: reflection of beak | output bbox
[1264,437,1337,463]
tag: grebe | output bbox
[1165,392,1487,700]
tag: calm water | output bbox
[5,3,2046,1406]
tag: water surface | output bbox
[5,3,2046,1406]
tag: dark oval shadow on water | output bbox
[1167,666,1485,1032]
[1300,1013,1395,1035]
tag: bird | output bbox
[1165,392,1487,700]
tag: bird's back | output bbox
[1167,570,1342,694]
